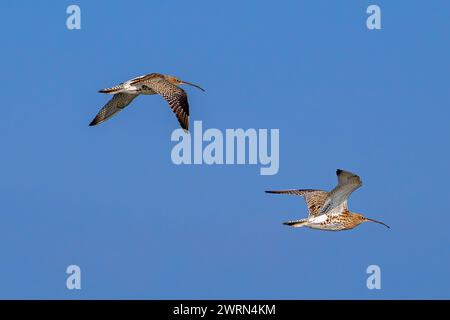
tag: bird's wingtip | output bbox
[181,122,189,132]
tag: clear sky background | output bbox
[0,1,449,299]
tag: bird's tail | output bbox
[283,219,308,228]
[98,84,125,94]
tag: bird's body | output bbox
[288,210,364,231]
[89,73,205,130]
[266,169,390,231]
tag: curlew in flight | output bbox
[89,73,205,130]
[266,169,390,231]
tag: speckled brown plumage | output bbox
[89,93,138,126]
[265,189,328,217]
[266,169,390,231]
[89,73,204,130]
[141,77,190,130]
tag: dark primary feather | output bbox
[319,169,362,214]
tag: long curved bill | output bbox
[366,218,390,229]
[181,81,205,92]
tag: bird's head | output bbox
[353,213,390,229]
[164,75,205,92]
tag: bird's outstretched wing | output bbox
[89,93,138,126]
[265,189,328,217]
[319,169,362,215]
[142,78,190,130]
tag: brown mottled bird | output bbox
[266,169,390,231]
[89,73,205,130]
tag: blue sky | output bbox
[0,0,449,299]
